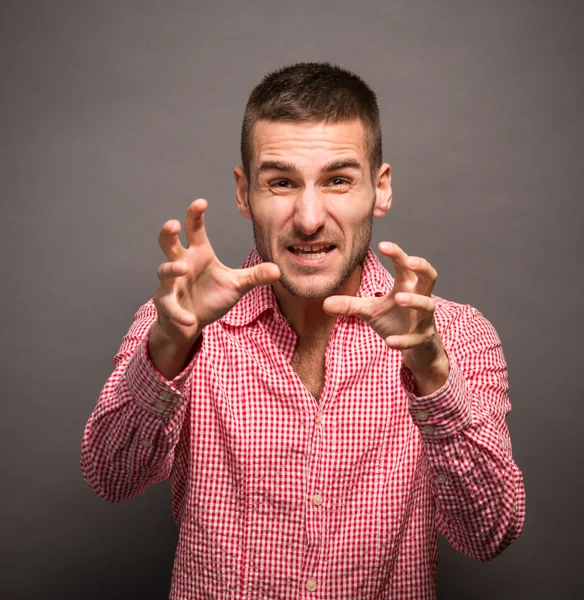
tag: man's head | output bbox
[234,63,392,299]
[240,62,383,183]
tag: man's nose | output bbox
[293,187,326,235]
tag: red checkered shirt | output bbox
[81,248,526,599]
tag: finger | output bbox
[394,292,435,318]
[403,256,437,292]
[184,198,210,247]
[155,289,196,326]
[378,242,417,283]
[237,262,281,294]
[385,332,433,350]
[156,261,189,288]
[323,295,376,320]
[159,220,186,261]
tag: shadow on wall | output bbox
[42,481,177,600]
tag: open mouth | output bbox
[288,244,336,259]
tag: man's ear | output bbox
[233,166,252,221]
[373,163,392,218]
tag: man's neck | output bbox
[272,266,362,339]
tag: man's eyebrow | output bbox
[322,159,364,172]
[257,160,297,174]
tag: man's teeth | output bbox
[291,244,332,258]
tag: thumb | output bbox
[323,295,369,319]
[237,262,281,294]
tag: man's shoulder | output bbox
[431,292,501,349]
[432,293,469,331]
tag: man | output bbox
[81,62,525,599]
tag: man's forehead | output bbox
[252,118,367,143]
[251,119,369,169]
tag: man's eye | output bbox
[330,178,350,186]
[270,180,294,188]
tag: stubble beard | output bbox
[251,199,375,299]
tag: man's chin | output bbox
[276,273,346,299]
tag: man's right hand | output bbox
[148,198,280,380]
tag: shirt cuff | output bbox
[401,348,472,440]
[124,330,199,419]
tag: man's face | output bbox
[235,119,392,299]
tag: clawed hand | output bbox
[152,199,281,346]
[323,241,449,380]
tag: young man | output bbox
[81,63,525,599]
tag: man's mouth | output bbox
[288,244,336,259]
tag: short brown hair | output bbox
[241,62,382,180]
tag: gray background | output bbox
[1,0,582,598]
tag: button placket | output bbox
[304,397,326,580]
[306,428,323,543]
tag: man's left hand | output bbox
[323,241,450,395]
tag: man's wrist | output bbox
[406,349,450,397]
[147,321,202,381]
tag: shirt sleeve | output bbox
[80,300,199,503]
[400,303,526,561]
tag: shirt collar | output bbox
[220,247,394,327]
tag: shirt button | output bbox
[142,439,152,448]
[312,492,323,506]
[415,410,429,422]
[306,578,317,592]
[436,474,447,484]
[160,390,173,400]
[422,425,435,435]
[155,400,168,411]
[316,412,324,424]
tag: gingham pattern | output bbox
[81,248,526,599]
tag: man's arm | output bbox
[80,199,281,502]
[80,301,196,503]
[324,241,526,560]
[403,303,526,561]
